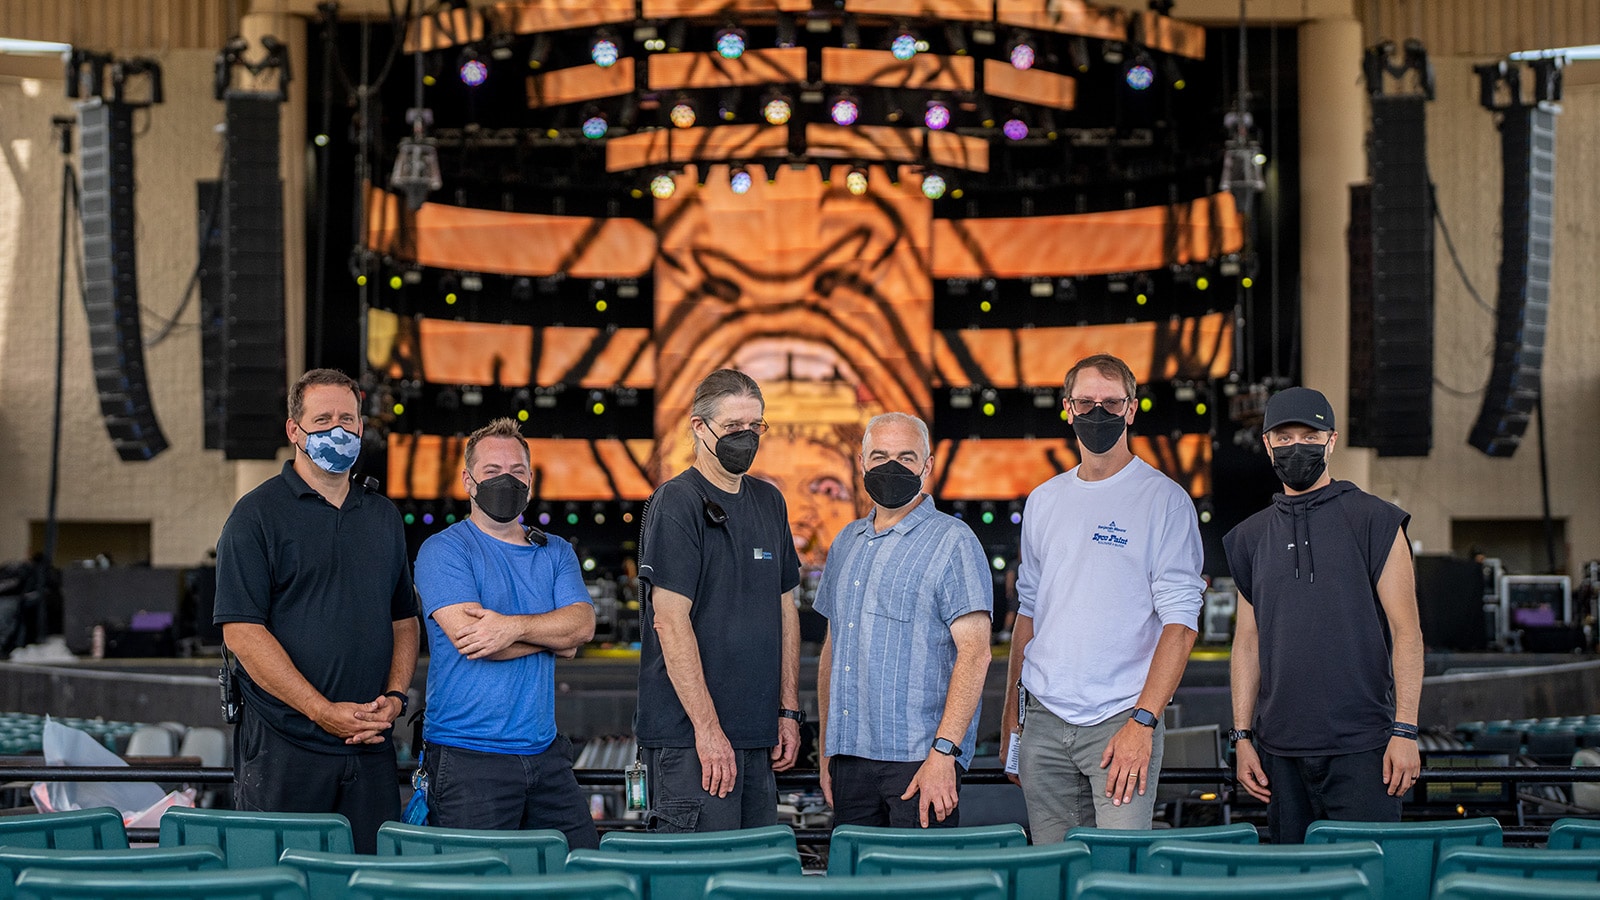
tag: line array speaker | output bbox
[197,180,225,450]
[77,99,169,461]
[1468,104,1557,457]
[1349,94,1434,457]
[220,92,287,459]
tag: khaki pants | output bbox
[1017,696,1165,843]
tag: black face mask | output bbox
[1271,442,1329,492]
[470,473,530,523]
[1072,407,1128,455]
[863,460,923,510]
[705,428,760,475]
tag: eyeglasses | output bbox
[710,418,769,436]
[1067,397,1132,416]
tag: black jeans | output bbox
[232,704,399,854]
[642,746,777,833]
[829,755,962,829]
[424,740,599,850]
[1258,745,1401,843]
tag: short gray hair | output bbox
[690,369,764,423]
[863,412,931,459]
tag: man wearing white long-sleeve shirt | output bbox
[1001,353,1204,841]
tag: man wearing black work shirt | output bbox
[214,369,419,853]
[1223,386,1424,843]
[636,369,802,831]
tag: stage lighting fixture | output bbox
[582,114,608,139]
[924,101,950,130]
[1164,57,1186,90]
[845,167,868,195]
[566,504,579,526]
[527,33,552,69]
[1009,33,1035,70]
[422,512,434,525]
[650,173,677,199]
[945,23,968,56]
[776,15,797,47]
[666,20,686,52]
[891,31,918,61]
[1102,41,1125,65]
[590,390,607,415]
[591,35,620,68]
[841,15,860,49]
[1126,55,1155,90]
[716,28,746,59]
[762,95,792,124]
[1003,117,1028,141]
[1069,37,1091,73]
[458,47,488,86]
[921,172,946,199]
[729,166,753,194]
[830,96,858,126]
[670,101,695,128]
[981,504,996,524]
[390,131,442,211]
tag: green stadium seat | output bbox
[825,823,1028,875]
[1065,823,1259,873]
[565,846,800,900]
[1072,869,1375,900]
[1145,838,1383,893]
[158,809,353,869]
[854,841,1091,899]
[0,808,128,851]
[347,870,639,899]
[0,846,224,899]
[1435,845,1600,883]
[1433,871,1600,900]
[276,847,509,900]
[374,822,567,875]
[12,866,307,900]
[1548,817,1600,850]
[704,870,1006,900]
[598,824,796,856]
[1303,817,1502,900]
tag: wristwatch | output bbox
[384,691,410,716]
[1129,708,1159,728]
[932,736,963,758]
[1227,728,1255,746]
[779,708,806,726]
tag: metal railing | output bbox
[5,764,1597,844]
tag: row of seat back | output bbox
[1303,817,1502,899]
[277,848,510,900]
[0,809,127,851]
[1548,816,1600,849]
[567,848,801,900]
[825,823,1027,875]
[1062,822,1259,873]
[159,809,353,869]
[0,847,224,900]
[12,867,306,900]
[374,822,566,874]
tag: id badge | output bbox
[625,760,649,812]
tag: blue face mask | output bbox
[301,425,361,474]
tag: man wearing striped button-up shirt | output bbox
[815,412,994,828]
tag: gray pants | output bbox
[1018,697,1165,843]
[642,746,778,833]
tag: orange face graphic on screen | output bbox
[651,164,934,567]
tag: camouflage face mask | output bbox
[302,425,361,474]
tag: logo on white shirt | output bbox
[1091,521,1129,547]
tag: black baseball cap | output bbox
[1263,387,1335,432]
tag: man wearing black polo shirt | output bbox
[636,369,802,832]
[215,369,418,853]
[1223,386,1424,843]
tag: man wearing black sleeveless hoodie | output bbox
[1222,387,1424,843]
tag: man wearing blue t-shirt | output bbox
[413,418,598,847]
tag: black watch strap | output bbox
[1228,728,1254,745]
[384,691,410,715]
[779,708,805,725]
[932,737,962,758]
[1130,707,1159,728]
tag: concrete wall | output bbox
[0,51,244,567]
[1365,59,1600,569]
